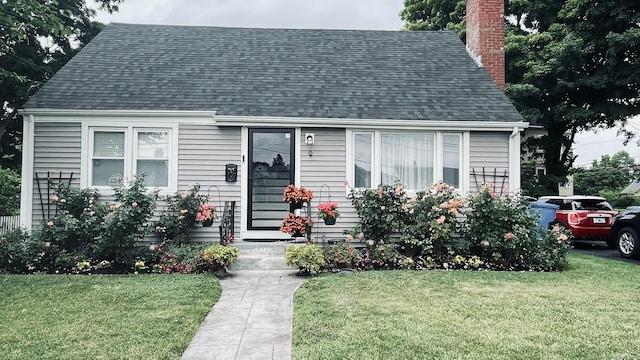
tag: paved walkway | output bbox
[181,270,307,360]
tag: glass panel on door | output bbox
[248,129,294,230]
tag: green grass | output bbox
[293,254,640,360]
[0,274,221,360]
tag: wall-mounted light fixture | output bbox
[305,133,315,157]
[305,133,315,145]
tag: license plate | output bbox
[593,218,606,224]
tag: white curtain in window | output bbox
[381,134,434,189]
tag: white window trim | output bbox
[81,123,178,193]
[346,129,469,194]
[441,132,463,189]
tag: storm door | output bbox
[248,129,294,230]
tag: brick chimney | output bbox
[466,0,505,90]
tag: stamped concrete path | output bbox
[181,270,307,360]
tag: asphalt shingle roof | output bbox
[24,23,523,122]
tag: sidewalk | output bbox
[181,270,307,360]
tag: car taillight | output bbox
[568,212,580,225]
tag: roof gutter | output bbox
[213,115,529,131]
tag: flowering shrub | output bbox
[39,184,109,262]
[401,182,465,259]
[322,243,362,271]
[98,175,157,262]
[155,184,208,244]
[280,213,313,236]
[365,243,404,270]
[347,181,408,243]
[284,243,325,275]
[317,202,340,220]
[282,184,314,203]
[148,242,207,274]
[463,184,572,271]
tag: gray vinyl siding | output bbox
[32,122,82,228]
[469,132,510,193]
[176,124,242,242]
[300,128,355,242]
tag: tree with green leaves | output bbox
[0,0,123,170]
[573,151,639,196]
[401,0,640,194]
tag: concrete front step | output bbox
[229,241,304,271]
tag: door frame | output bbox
[241,127,301,240]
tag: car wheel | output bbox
[617,227,640,259]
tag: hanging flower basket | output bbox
[323,216,336,225]
[317,202,339,225]
[197,203,217,227]
[290,201,305,210]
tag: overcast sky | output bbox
[93,0,639,167]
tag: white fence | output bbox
[0,216,21,235]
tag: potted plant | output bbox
[280,213,313,237]
[283,184,314,209]
[197,203,217,227]
[200,243,239,278]
[317,202,339,225]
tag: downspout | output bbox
[19,114,35,230]
[508,127,521,192]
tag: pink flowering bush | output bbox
[322,243,362,271]
[400,182,465,259]
[347,181,409,243]
[464,184,572,270]
[35,175,157,271]
[155,184,209,244]
[345,181,572,272]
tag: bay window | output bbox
[89,127,173,188]
[350,131,464,191]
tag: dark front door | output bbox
[248,129,294,230]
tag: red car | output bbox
[536,196,617,248]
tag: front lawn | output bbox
[0,274,220,360]
[293,254,640,360]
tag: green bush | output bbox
[36,176,157,271]
[285,243,325,275]
[150,242,207,274]
[199,244,239,271]
[364,243,404,270]
[98,175,157,262]
[400,182,465,259]
[464,185,570,271]
[155,184,209,244]
[0,167,20,216]
[323,243,363,271]
[347,182,408,243]
[346,182,572,272]
[0,228,39,273]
